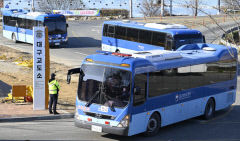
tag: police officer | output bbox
[48,73,60,115]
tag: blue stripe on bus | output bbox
[4,25,33,35]
[131,79,236,115]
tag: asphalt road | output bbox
[0,20,104,68]
[0,104,239,141]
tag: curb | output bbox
[0,113,74,122]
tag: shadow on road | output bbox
[68,37,101,48]
[0,80,11,97]
[102,106,240,141]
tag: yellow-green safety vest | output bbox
[48,80,60,94]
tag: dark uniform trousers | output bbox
[49,94,58,113]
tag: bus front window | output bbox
[44,18,67,35]
[78,64,131,108]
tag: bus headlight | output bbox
[117,115,130,128]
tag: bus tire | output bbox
[12,33,17,43]
[115,49,120,53]
[144,113,161,136]
[203,98,215,120]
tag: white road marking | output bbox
[91,29,100,33]
[74,52,88,56]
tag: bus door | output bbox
[8,18,18,40]
[129,73,148,136]
[107,25,116,52]
[17,18,26,42]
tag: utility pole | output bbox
[170,0,172,16]
[218,0,221,14]
[129,0,132,18]
[195,0,198,17]
[161,0,164,17]
[32,0,34,12]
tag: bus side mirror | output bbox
[67,68,82,84]
[66,24,69,28]
[67,74,71,84]
[203,35,206,43]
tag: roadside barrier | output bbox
[4,85,33,103]
[220,26,240,51]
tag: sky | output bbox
[3,0,221,17]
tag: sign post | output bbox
[33,26,46,110]
[45,27,50,109]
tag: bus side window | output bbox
[152,32,166,47]
[133,73,147,106]
[139,29,152,44]
[108,25,115,38]
[103,24,108,36]
[35,21,43,27]
[126,28,138,42]
[115,26,127,40]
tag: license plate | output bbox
[55,43,60,45]
[91,125,102,132]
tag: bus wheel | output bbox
[203,98,215,120]
[144,113,160,136]
[115,49,120,53]
[12,33,17,43]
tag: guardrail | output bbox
[220,26,240,51]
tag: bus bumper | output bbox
[49,41,67,47]
[75,119,129,136]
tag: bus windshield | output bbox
[174,34,203,48]
[44,18,66,35]
[78,64,131,108]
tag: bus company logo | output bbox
[36,30,43,39]
[138,45,144,50]
[175,94,179,102]
[176,92,191,102]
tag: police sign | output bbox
[33,27,46,110]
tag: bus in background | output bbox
[67,43,237,136]
[102,21,205,53]
[2,9,68,47]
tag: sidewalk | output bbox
[0,102,75,122]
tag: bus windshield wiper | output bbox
[85,91,100,107]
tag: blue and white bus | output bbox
[67,43,237,136]
[2,9,68,47]
[102,21,205,53]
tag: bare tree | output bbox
[183,0,240,56]
[184,0,204,16]
[222,0,240,13]
[139,0,168,17]
[37,0,84,13]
